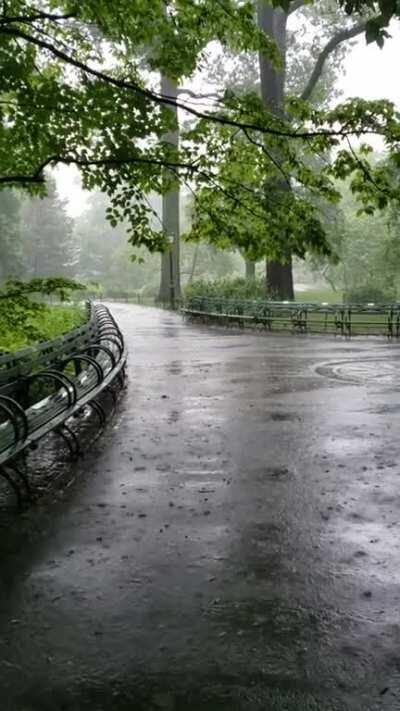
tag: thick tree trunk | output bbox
[257,3,286,117]
[245,259,256,281]
[257,2,294,300]
[159,251,170,303]
[159,184,181,303]
[158,75,181,304]
[266,258,294,299]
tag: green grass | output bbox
[0,304,87,353]
[294,288,341,304]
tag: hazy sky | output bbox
[57,21,400,216]
[338,21,400,102]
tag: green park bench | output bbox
[0,304,126,506]
[182,297,400,338]
[332,303,400,337]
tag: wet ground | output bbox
[1,303,400,711]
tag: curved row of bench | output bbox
[0,304,127,504]
[182,297,400,337]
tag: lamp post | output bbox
[167,234,175,310]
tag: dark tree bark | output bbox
[257,2,294,300]
[158,75,181,304]
[266,257,294,299]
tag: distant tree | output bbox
[186,0,369,299]
[182,243,239,284]
[309,178,400,299]
[0,189,24,282]
[21,177,77,278]
[75,191,162,292]
[76,192,123,282]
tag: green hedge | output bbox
[185,277,267,301]
[343,285,396,304]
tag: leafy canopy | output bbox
[1,1,400,260]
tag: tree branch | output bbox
[0,153,204,185]
[177,88,223,101]
[242,128,291,188]
[0,156,56,184]
[0,12,75,25]
[301,22,366,101]
[288,0,306,15]
[0,24,382,142]
[0,150,282,222]
[0,173,46,185]
[345,136,391,197]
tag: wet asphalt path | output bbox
[1,304,400,710]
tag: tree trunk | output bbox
[188,242,200,284]
[158,75,181,304]
[321,265,337,292]
[257,2,294,300]
[266,258,294,299]
[245,259,256,281]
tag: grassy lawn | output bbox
[293,290,394,333]
[304,311,390,335]
[294,288,341,304]
[0,304,87,353]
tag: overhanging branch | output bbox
[0,153,203,185]
[177,88,223,102]
[288,0,306,14]
[0,12,76,25]
[0,23,384,142]
[301,22,366,101]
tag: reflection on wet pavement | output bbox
[1,304,400,710]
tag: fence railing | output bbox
[182,296,400,337]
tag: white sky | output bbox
[338,20,400,102]
[56,20,400,216]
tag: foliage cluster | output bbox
[184,276,268,301]
[1,0,400,268]
[184,276,398,305]
[0,278,86,352]
[0,180,77,282]
[307,179,400,300]
[74,190,243,295]
[343,285,395,303]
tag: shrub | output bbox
[184,276,267,301]
[343,285,396,304]
[103,286,136,300]
[0,278,86,352]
